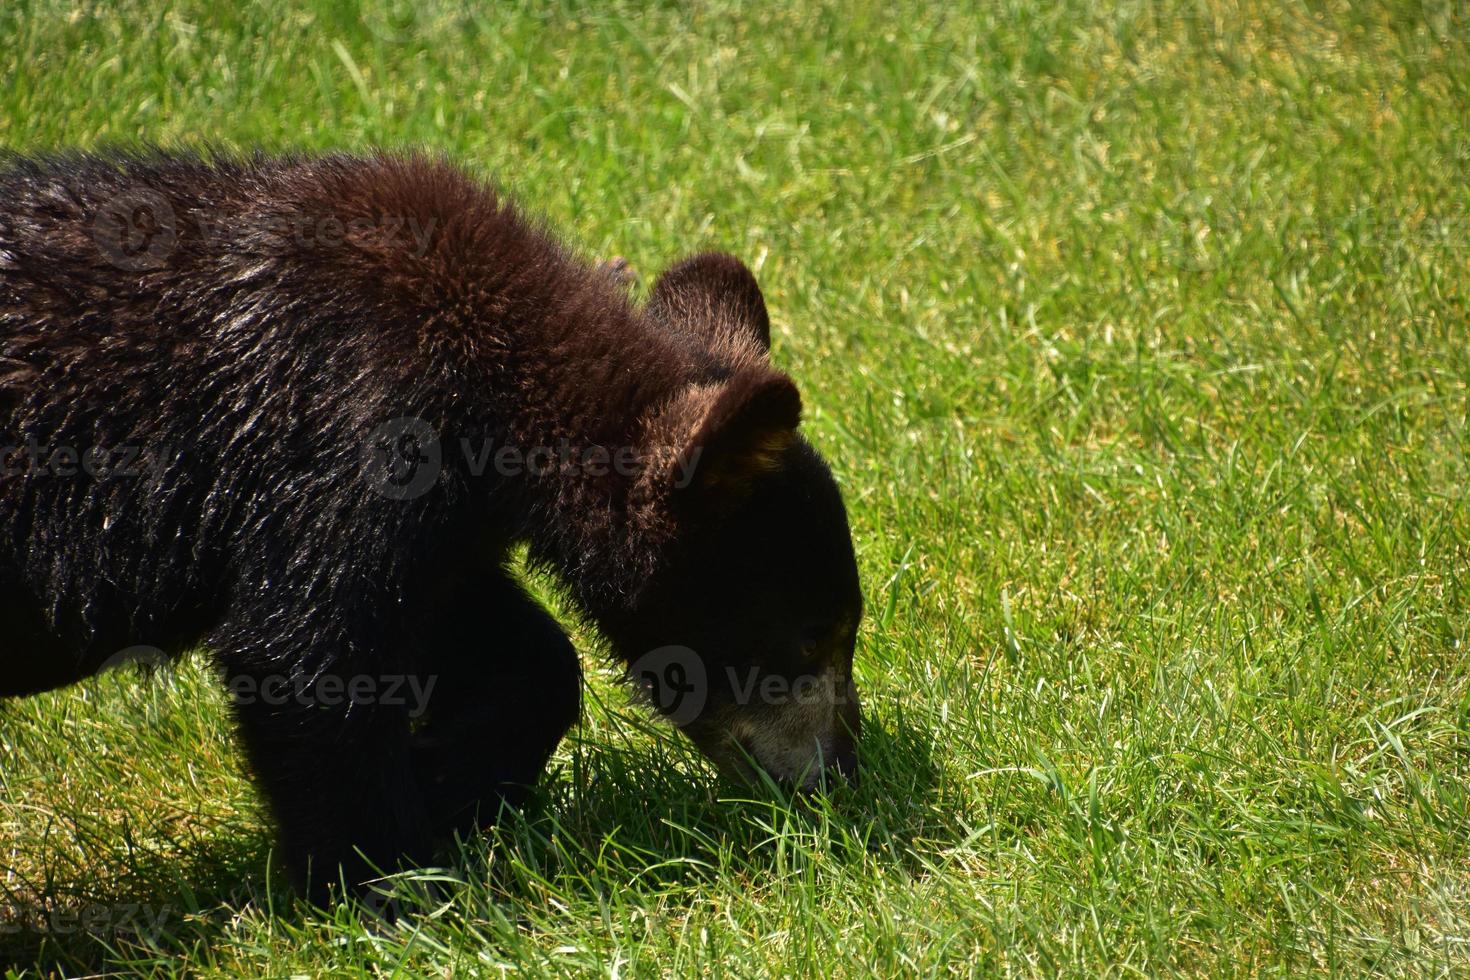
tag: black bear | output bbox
[0,150,863,901]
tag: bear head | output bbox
[617,253,864,790]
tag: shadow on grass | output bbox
[478,703,954,901]
[0,827,278,973]
[2,706,951,972]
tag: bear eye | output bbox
[799,626,825,660]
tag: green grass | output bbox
[2,0,1469,974]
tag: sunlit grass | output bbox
[2,0,1468,974]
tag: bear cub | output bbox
[0,150,862,901]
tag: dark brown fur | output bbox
[0,150,862,902]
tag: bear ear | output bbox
[647,252,772,353]
[645,369,801,501]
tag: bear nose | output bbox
[831,743,858,786]
[821,732,858,788]
[830,676,861,786]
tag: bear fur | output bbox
[0,150,862,901]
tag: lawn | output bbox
[2,0,1468,974]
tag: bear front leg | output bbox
[227,668,436,905]
[409,572,582,840]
